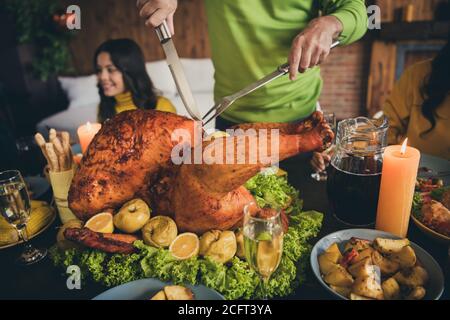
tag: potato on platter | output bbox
[405,286,426,300]
[151,290,167,300]
[330,285,352,298]
[352,273,384,300]
[373,238,409,254]
[381,277,401,300]
[344,238,371,253]
[325,243,343,257]
[348,257,373,278]
[350,293,374,300]
[323,265,354,287]
[388,245,416,269]
[394,266,429,287]
[371,250,400,275]
[351,247,373,264]
[113,198,151,233]
[164,285,195,300]
[318,252,340,275]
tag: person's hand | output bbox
[136,0,177,35]
[288,16,343,80]
[311,151,331,173]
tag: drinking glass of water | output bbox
[0,170,47,265]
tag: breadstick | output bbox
[49,128,57,143]
[50,135,66,170]
[34,133,51,166]
[61,131,72,168]
[45,143,59,172]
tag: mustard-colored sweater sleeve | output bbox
[382,63,425,145]
[156,96,177,113]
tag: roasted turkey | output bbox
[68,110,333,235]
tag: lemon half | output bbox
[169,232,199,260]
[85,212,114,233]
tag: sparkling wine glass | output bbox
[0,170,47,265]
[311,112,337,181]
[243,202,284,299]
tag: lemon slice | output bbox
[85,212,114,233]
[169,232,199,260]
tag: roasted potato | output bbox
[325,243,343,257]
[351,247,373,264]
[330,285,352,298]
[371,250,400,275]
[381,277,401,300]
[394,266,429,287]
[352,273,384,300]
[323,265,354,287]
[344,238,371,252]
[163,285,195,300]
[373,238,409,254]
[151,290,167,300]
[350,293,374,300]
[388,245,416,269]
[348,257,373,278]
[405,286,426,300]
[318,252,341,275]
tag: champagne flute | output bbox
[243,202,284,299]
[0,170,47,265]
[311,112,337,181]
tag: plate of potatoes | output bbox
[310,229,444,300]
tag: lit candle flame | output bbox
[400,138,408,155]
[86,121,92,131]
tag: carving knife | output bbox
[155,20,201,121]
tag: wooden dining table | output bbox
[0,156,448,300]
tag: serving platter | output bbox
[93,278,225,300]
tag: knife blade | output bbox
[155,21,201,121]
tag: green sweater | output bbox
[205,0,368,123]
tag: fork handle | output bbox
[278,40,340,75]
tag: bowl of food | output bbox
[412,177,450,244]
[310,229,444,300]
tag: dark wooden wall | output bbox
[366,0,448,116]
[63,0,210,75]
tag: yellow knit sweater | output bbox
[114,91,176,114]
[383,60,450,160]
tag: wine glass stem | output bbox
[261,276,270,300]
[17,227,29,243]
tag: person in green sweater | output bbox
[137,0,367,129]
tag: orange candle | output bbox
[77,122,101,154]
[375,139,420,237]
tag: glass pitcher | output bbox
[326,116,388,226]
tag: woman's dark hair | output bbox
[420,37,450,136]
[94,38,158,122]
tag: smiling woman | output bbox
[94,38,176,123]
